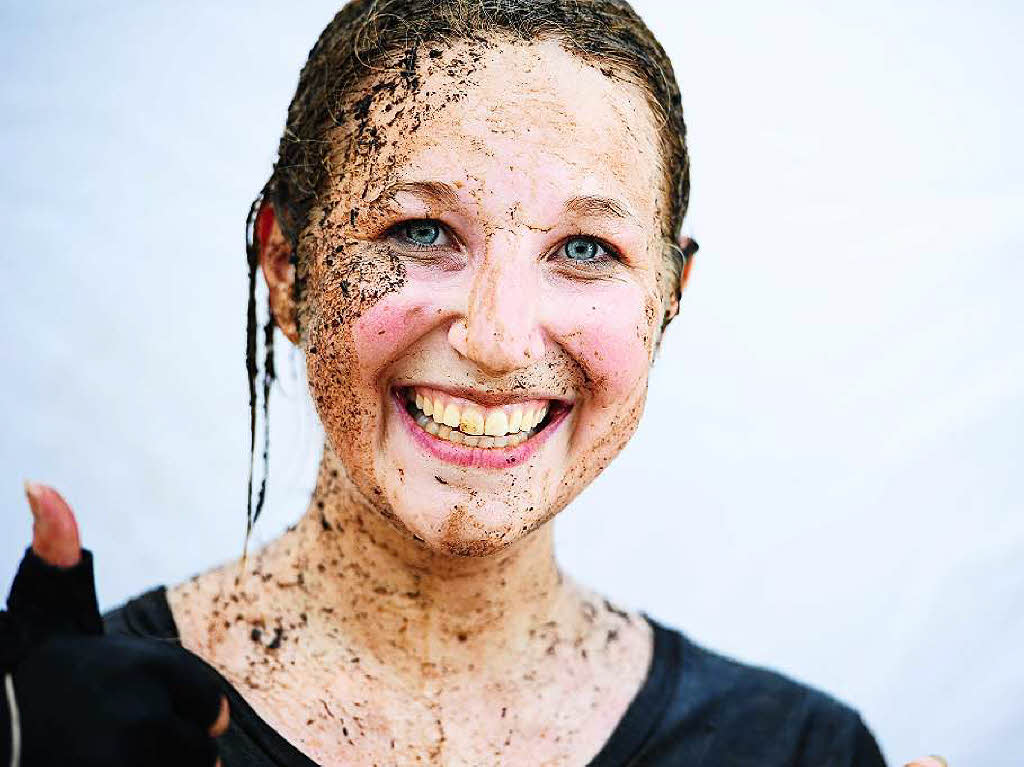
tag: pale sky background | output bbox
[1,1,1021,764]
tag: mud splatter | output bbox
[183,1,695,763]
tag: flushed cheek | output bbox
[351,290,450,382]
[546,285,654,406]
[304,291,441,454]
[304,297,419,500]
[300,251,421,446]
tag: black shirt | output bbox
[104,588,887,766]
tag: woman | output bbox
[2,1,945,765]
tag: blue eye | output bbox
[564,237,600,261]
[563,236,622,266]
[402,220,442,246]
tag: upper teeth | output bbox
[411,387,549,437]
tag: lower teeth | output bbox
[413,412,535,448]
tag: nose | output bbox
[448,242,546,374]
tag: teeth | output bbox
[484,410,509,437]
[460,409,485,436]
[416,419,536,449]
[407,387,557,448]
[441,403,461,428]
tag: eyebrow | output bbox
[376,180,461,209]
[376,181,636,223]
[561,195,635,222]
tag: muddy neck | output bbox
[240,443,580,685]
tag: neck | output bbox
[241,444,580,683]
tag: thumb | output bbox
[6,482,103,637]
[26,481,82,568]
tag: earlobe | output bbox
[256,203,299,344]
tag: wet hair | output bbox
[243,0,694,534]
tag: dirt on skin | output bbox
[292,37,665,558]
[295,41,491,545]
[172,38,673,766]
[169,447,652,765]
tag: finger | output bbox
[905,757,948,767]
[25,481,81,568]
[209,695,230,737]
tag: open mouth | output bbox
[395,385,570,450]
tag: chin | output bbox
[394,489,558,557]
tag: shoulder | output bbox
[104,559,244,644]
[103,566,243,654]
[635,618,887,766]
[102,585,311,767]
[103,585,178,640]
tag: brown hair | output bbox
[244,0,693,534]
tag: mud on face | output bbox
[264,36,677,557]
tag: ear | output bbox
[256,203,299,344]
[663,234,697,326]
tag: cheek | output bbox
[304,283,443,492]
[545,282,654,405]
[306,295,435,433]
[350,289,446,384]
[301,235,423,388]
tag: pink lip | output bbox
[391,389,570,469]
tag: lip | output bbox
[391,388,571,469]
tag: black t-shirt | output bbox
[104,588,887,766]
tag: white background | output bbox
[1,2,1021,764]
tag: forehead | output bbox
[330,38,664,224]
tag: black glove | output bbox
[2,483,229,767]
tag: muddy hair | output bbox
[243,0,694,535]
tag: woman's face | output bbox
[283,38,682,555]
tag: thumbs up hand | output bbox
[3,482,103,651]
[1,482,230,767]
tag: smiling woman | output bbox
[2,1,944,766]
